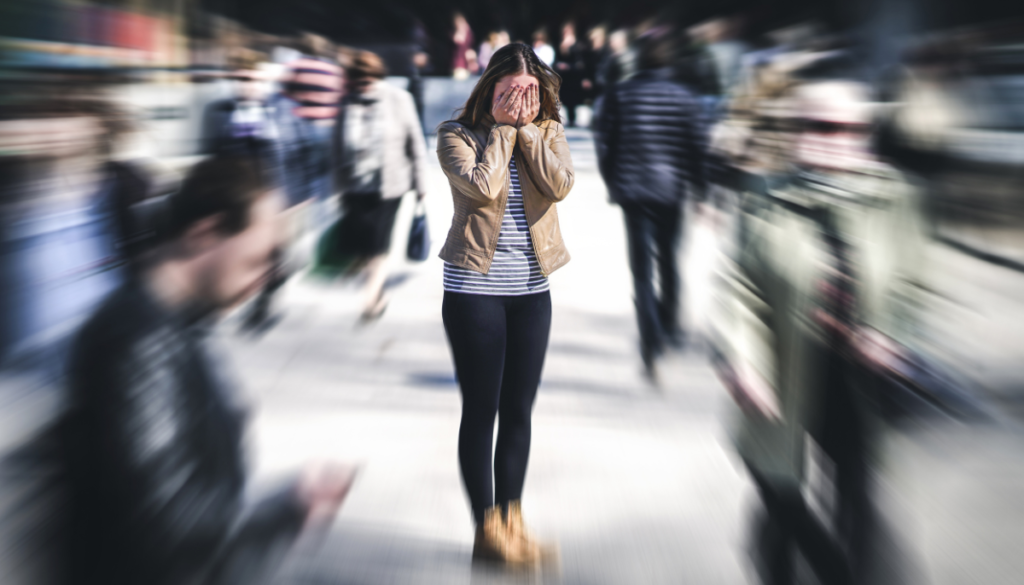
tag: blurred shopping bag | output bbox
[310,218,358,278]
[406,201,430,262]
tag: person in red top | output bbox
[451,13,478,79]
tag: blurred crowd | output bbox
[1,0,1024,584]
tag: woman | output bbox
[334,51,428,321]
[451,13,478,79]
[478,30,510,72]
[554,21,586,127]
[436,42,573,565]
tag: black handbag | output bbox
[406,201,430,262]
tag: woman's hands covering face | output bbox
[491,85,523,126]
[492,83,540,127]
[516,83,539,128]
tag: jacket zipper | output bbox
[486,162,510,275]
[515,149,548,277]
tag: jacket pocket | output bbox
[463,212,493,252]
[533,205,563,253]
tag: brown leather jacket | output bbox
[436,118,574,276]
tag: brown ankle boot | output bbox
[473,506,511,563]
[505,500,558,565]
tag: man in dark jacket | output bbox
[595,32,708,380]
[60,156,354,585]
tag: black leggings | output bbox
[442,291,552,525]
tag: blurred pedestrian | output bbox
[583,26,608,102]
[436,42,572,566]
[703,16,750,99]
[409,19,433,130]
[201,55,277,167]
[531,30,555,66]
[591,28,635,125]
[479,30,511,72]
[241,42,343,333]
[599,29,636,88]
[714,73,929,585]
[555,22,588,127]
[595,32,708,382]
[333,51,428,321]
[451,13,478,80]
[0,97,154,369]
[57,156,356,585]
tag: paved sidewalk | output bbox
[223,129,1024,585]
[226,129,753,584]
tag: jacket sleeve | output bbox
[82,334,243,580]
[402,90,429,196]
[79,332,305,583]
[515,122,575,202]
[436,122,516,203]
[206,486,307,585]
[871,180,929,345]
[714,209,779,399]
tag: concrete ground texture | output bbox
[221,129,1024,584]
[3,124,1018,584]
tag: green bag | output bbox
[310,219,358,278]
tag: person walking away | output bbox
[583,27,608,109]
[436,42,573,566]
[409,19,434,131]
[451,13,478,80]
[591,28,634,125]
[276,39,344,207]
[531,30,555,67]
[241,46,343,333]
[712,74,929,585]
[595,32,708,382]
[56,156,357,585]
[554,22,588,127]
[334,51,428,321]
[201,56,279,169]
[599,29,636,88]
[479,30,511,72]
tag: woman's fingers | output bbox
[508,95,522,121]
[504,85,521,109]
[509,86,523,110]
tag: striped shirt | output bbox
[443,156,549,296]
[284,57,343,120]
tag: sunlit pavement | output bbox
[0,127,1022,584]
[224,129,1024,585]
[228,128,753,584]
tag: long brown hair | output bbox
[452,42,562,128]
